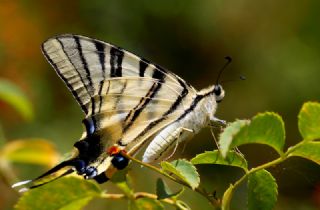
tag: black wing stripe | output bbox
[110,47,124,77]
[120,69,166,141]
[57,38,92,114]
[74,36,96,117]
[131,77,189,141]
[42,46,89,115]
[95,41,106,114]
[98,81,104,113]
[115,80,128,111]
[177,94,203,121]
[139,58,149,77]
[122,83,158,131]
[74,36,94,89]
[94,41,106,72]
[154,64,168,78]
[97,80,111,114]
[164,78,189,116]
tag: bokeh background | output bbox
[1,0,320,209]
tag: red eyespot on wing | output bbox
[107,146,121,155]
[107,146,127,156]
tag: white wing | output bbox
[42,34,197,153]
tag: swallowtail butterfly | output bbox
[12,34,226,191]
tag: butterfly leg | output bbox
[210,116,226,126]
[163,127,193,161]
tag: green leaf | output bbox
[220,113,285,157]
[219,120,249,158]
[191,150,248,171]
[247,169,278,210]
[221,184,234,210]
[156,178,183,200]
[161,159,200,190]
[15,177,101,210]
[129,198,164,210]
[0,79,33,121]
[0,139,59,167]
[288,142,320,164]
[298,102,320,141]
[59,197,93,210]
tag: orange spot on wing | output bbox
[107,146,121,155]
[107,146,127,156]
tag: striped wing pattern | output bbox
[42,34,196,153]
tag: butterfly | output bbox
[12,34,227,191]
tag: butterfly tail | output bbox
[12,159,76,192]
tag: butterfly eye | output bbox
[213,85,222,96]
[111,153,129,170]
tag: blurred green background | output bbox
[1,0,320,209]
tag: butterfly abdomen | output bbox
[142,94,214,163]
[142,122,187,163]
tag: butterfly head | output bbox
[213,84,225,103]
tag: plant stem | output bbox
[228,148,294,202]
[121,151,220,207]
[101,192,176,205]
[121,152,183,184]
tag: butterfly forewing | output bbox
[42,34,196,149]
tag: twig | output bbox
[225,147,292,203]
[101,192,176,206]
[120,151,220,207]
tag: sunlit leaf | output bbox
[288,142,320,165]
[220,113,285,157]
[221,184,234,210]
[191,150,248,171]
[0,139,59,167]
[247,169,278,210]
[156,178,183,200]
[298,102,320,141]
[0,79,33,121]
[129,198,164,210]
[161,159,200,190]
[15,177,101,210]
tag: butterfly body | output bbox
[143,86,222,163]
[12,34,225,191]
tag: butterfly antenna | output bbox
[216,56,232,85]
[221,74,246,84]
